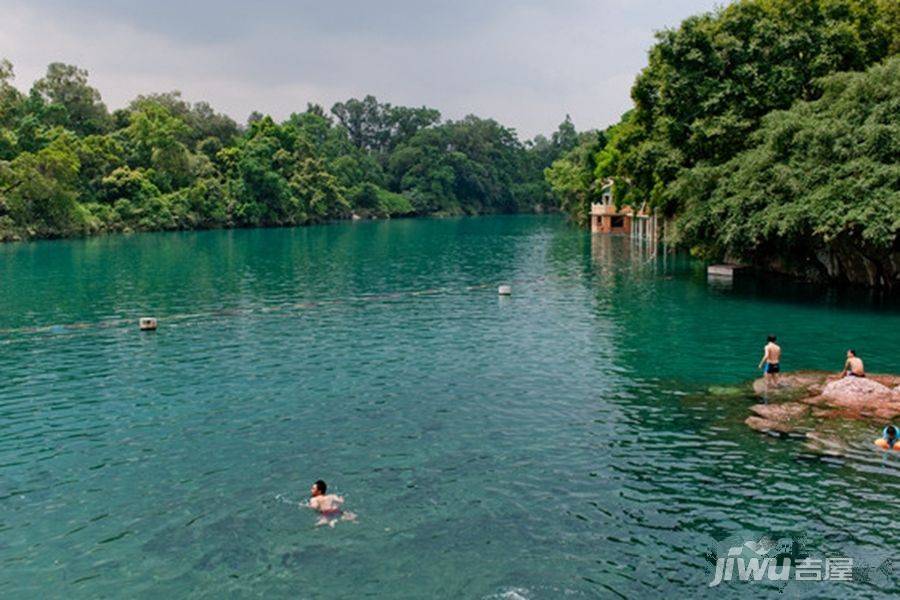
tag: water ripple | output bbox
[1,217,898,597]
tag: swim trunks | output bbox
[765,362,780,374]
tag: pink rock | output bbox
[811,408,867,420]
[800,394,828,406]
[752,371,829,397]
[870,375,900,388]
[750,402,809,421]
[822,376,893,400]
[745,416,795,434]
[746,371,900,437]
[874,406,900,420]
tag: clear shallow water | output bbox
[1,215,899,598]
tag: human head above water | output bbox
[311,480,327,496]
[767,335,777,343]
[887,425,897,438]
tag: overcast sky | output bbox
[0,1,722,138]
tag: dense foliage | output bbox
[676,58,900,284]
[548,0,899,285]
[0,66,575,241]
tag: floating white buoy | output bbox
[498,285,512,296]
[139,317,158,331]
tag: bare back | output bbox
[765,343,781,364]
[310,494,344,513]
[846,356,864,375]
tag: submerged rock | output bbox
[804,431,848,455]
[746,402,810,435]
[799,394,829,406]
[749,402,809,421]
[751,371,826,397]
[745,416,797,434]
[708,385,746,397]
[810,408,867,420]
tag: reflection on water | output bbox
[0,216,898,597]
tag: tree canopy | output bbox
[674,57,900,285]
[0,62,574,241]
[547,0,899,285]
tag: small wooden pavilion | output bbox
[589,179,655,238]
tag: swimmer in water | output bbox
[875,425,898,450]
[308,480,356,527]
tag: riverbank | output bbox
[0,206,561,244]
[0,70,573,249]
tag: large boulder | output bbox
[820,376,899,406]
[822,376,893,398]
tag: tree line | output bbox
[0,63,578,241]
[547,0,899,286]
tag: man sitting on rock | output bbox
[843,349,865,378]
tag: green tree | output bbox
[0,60,574,242]
[76,134,125,202]
[388,116,525,215]
[32,63,110,135]
[128,92,238,149]
[0,129,82,237]
[121,101,193,191]
[545,131,606,226]
[674,57,900,286]
[331,95,440,154]
[624,0,896,212]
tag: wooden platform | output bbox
[707,264,747,277]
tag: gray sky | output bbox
[0,1,721,138]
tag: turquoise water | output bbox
[1,215,899,598]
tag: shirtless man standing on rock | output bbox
[758,335,781,387]
[843,349,865,378]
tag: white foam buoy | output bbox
[139,317,158,331]
[498,285,512,296]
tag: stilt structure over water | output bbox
[589,179,660,244]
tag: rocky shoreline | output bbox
[744,371,900,438]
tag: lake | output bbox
[2,215,899,597]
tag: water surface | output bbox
[2,216,899,598]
